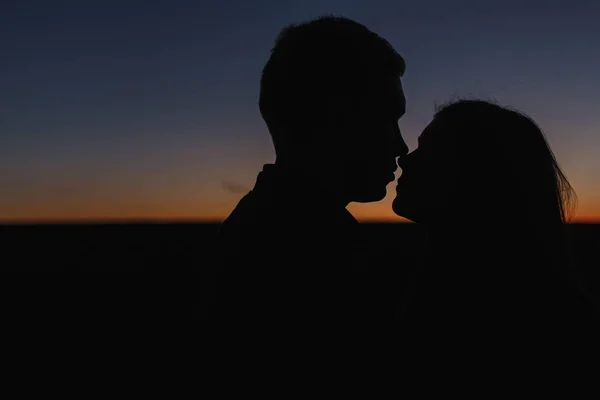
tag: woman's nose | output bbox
[397,150,416,170]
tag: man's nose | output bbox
[393,129,409,157]
[398,137,409,157]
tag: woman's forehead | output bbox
[419,119,440,142]
[418,117,460,150]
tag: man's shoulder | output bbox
[219,189,327,231]
[220,192,260,226]
[215,191,283,243]
[220,190,283,227]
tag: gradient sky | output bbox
[2,0,599,222]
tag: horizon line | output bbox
[2,216,600,225]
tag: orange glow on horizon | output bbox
[2,183,599,224]
[4,216,599,224]
[3,209,600,224]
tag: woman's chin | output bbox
[391,199,421,222]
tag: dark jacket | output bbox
[212,164,402,339]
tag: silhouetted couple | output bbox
[214,16,599,343]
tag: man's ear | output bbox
[323,94,352,132]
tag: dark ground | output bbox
[1,222,429,271]
[2,222,597,273]
[1,222,599,333]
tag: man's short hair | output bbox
[259,15,405,154]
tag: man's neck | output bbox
[270,161,350,208]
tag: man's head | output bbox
[259,16,408,203]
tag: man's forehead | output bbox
[358,75,406,116]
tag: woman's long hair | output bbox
[434,99,575,226]
[431,99,599,314]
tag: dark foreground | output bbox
[2,222,598,276]
[1,222,599,334]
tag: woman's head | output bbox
[393,99,575,226]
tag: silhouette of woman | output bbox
[392,99,599,337]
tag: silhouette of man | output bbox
[213,16,408,332]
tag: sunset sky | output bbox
[2,0,599,223]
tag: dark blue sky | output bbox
[2,0,599,221]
